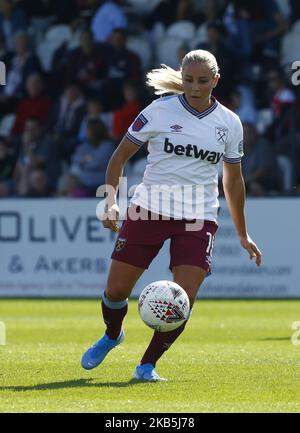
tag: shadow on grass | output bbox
[259,337,291,341]
[0,378,157,392]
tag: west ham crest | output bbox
[215,126,228,144]
[115,238,127,252]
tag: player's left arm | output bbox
[222,161,262,267]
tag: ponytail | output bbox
[146,64,183,95]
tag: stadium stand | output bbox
[0,0,300,199]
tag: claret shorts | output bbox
[111,204,218,272]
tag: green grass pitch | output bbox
[0,299,300,413]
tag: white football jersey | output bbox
[126,94,243,221]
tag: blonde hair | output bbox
[146,49,219,95]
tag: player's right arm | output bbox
[103,102,156,232]
[102,136,140,232]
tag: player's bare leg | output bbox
[173,265,207,307]
[81,260,145,370]
[134,265,207,381]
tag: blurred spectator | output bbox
[57,172,89,197]
[105,28,141,81]
[250,0,288,61]
[26,168,53,197]
[0,0,27,51]
[268,68,296,118]
[47,84,86,162]
[176,0,205,24]
[144,0,205,29]
[112,80,142,140]
[228,85,257,125]
[78,97,113,142]
[22,0,78,23]
[65,28,107,95]
[47,84,86,138]
[266,68,296,141]
[242,122,281,195]
[91,0,127,43]
[101,28,141,109]
[11,73,53,135]
[0,31,41,109]
[68,118,114,195]
[290,0,300,24]
[224,1,288,70]
[276,118,300,190]
[198,20,236,103]
[201,0,226,22]
[76,0,99,12]
[49,41,70,99]
[13,117,49,196]
[19,0,51,18]
[0,0,298,198]
[0,135,17,196]
[222,1,253,81]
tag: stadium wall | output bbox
[0,198,299,298]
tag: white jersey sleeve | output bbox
[125,102,157,146]
[223,115,244,163]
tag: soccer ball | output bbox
[138,280,190,332]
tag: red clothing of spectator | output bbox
[271,88,296,117]
[12,95,53,135]
[65,44,107,88]
[112,101,141,140]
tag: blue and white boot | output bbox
[81,330,125,370]
[133,363,167,382]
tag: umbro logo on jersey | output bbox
[164,138,223,164]
[170,124,183,132]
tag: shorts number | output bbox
[206,231,215,255]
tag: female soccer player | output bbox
[81,49,262,381]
